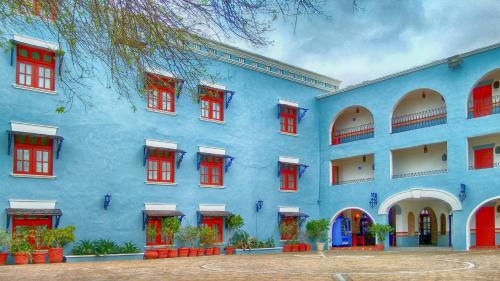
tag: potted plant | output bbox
[225,214,244,255]
[279,222,296,252]
[162,217,180,258]
[306,219,330,251]
[199,226,214,256]
[31,226,48,264]
[181,226,199,257]
[44,226,75,263]
[196,227,204,256]
[176,226,191,257]
[10,231,32,265]
[368,223,394,251]
[298,230,307,252]
[0,230,10,265]
[144,225,159,259]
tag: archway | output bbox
[466,196,500,249]
[467,68,500,119]
[329,207,375,248]
[330,106,374,145]
[391,89,446,133]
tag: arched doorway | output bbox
[330,208,375,248]
[418,207,437,246]
[467,197,500,249]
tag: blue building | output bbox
[1,21,499,253]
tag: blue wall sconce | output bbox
[104,194,111,210]
[459,184,466,202]
[256,200,263,212]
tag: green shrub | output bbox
[198,226,214,248]
[72,240,94,255]
[10,232,32,255]
[368,224,394,244]
[71,240,140,255]
[305,219,330,242]
[44,226,76,248]
[0,230,10,251]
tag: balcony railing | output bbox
[468,162,500,170]
[392,168,447,179]
[332,123,374,145]
[332,177,374,186]
[392,107,446,133]
[467,95,500,119]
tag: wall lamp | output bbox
[104,194,112,210]
[256,200,263,212]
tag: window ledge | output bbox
[13,84,56,95]
[10,173,56,179]
[145,181,177,186]
[199,117,225,124]
[145,108,177,116]
[280,189,297,193]
[199,184,225,189]
[279,131,299,137]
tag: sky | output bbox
[228,0,500,88]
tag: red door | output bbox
[472,85,492,117]
[475,206,495,247]
[474,148,493,169]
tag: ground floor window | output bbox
[146,217,174,246]
[12,215,52,249]
[201,216,223,242]
[280,216,298,241]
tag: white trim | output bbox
[10,173,56,179]
[377,188,463,215]
[280,189,297,193]
[199,146,225,156]
[13,84,57,95]
[200,80,226,91]
[13,34,59,51]
[199,204,226,211]
[279,156,299,164]
[328,207,376,245]
[145,108,177,116]
[10,121,58,136]
[279,206,300,213]
[144,203,176,211]
[199,117,225,124]
[199,184,225,189]
[9,199,56,209]
[144,181,177,186]
[278,99,299,108]
[465,196,500,250]
[278,131,299,137]
[144,67,176,79]
[145,139,177,150]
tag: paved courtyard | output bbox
[0,249,499,281]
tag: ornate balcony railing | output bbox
[468,162,500,170]
[392,168,447,179]
[467,95,500,119]
[392,107,447,133]
[332,123,374,145]
[332,177,374,186]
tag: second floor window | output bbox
[200,155,223,186]
[147,149,175,183]
[146,75,175,113]
[19,0,57,20]
[280,163,297,191]
[474,147,493,169]
[200,88,224,121]
[16,45,55,91]
[280,106,297,134]
[13,135,53,176]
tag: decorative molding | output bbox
[10,121,58,136]
[199,204,226,211]
[279,156,300,164]
[9,199,56,209]
[145,139,178,150]
[13,84,57,95]
[13,34,59,51]
[378,188,462,215]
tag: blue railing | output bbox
[332,123,374,145]
[392,169,447,179]
[467,95,500,119]
[332,177,374,186]
[392,107,446,133]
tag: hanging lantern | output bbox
[362,155,366,162]
[423,145,428,153]
[356,107,360,114]
[422,91,426,98]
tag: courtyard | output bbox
[0,249,498,281]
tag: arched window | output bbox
[331,106,374,145]
[440,213,447,235]
[467,69,500,119]
[408,212,415,236]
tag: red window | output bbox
[474,147,493,169]
[146,218,173,246]
[12,215,52,249]
[146,75,175,113]
[201,216,223,242]
[280,163,297,191]
[18,0,57,20]
[280,217,298,241]
[16,45,56,91]
[200,155,223,186]
[13,135,53,176]
[280,106,297,134]
[332,165,340,185]
[147,149,175,183]
[200,88,224,121]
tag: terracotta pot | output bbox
[178,248,189,257]
[144,249,159,259]
[205,248,213,256]
[157,248,169,259]
[31,252,47,264]
[299,244,306,252]
[189,248,198,257]
[213,247,220,255]
[283,244,291,252]
[167,249,178,258]
[13,253,29,265]
[0,252,8,265]
[48,248,64,263]
[197,248,204,256]
[375,244,384,251]
[224,247,235,255]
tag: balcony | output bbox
[331,106,374,145]
[467,70,500,119]
[331,154,374,186]
[391,142,448,179]
[467,92,500,119]
[391,89,446,133]
[468,133,500,170]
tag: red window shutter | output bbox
[474,148,493,169]
[472,85,492,117]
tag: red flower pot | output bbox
[305,244,312,251]
[48,248,64,263]
[213,247,220,255]
[299,244,306,252]
[283,244,291,252]
[189,248,198,257]
[0,252,8,265]
[224,247,234,255]
[144,249,159,259]
[197,248,204,256]
[205,248,213,256]
[375,244,384,251]
[157,248,169,259]
[291,244,299,252]
[167,249,178,258]
[178,248,189,257]
[13,253,29,265]
[31,252,47,264]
